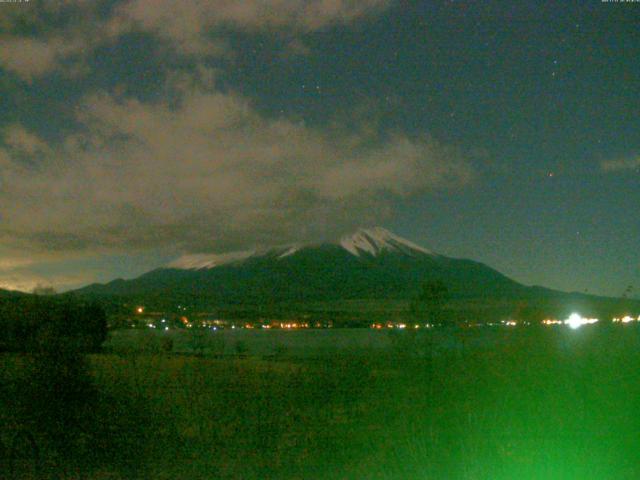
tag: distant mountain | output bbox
[77,227,521,300]
[75,227,639,319]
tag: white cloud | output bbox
[0,76,473,255]
[0,32,120,81]
[0,272,90,294]
[3,124,51,155]
[0,249,95,292]
[0,37,65,80]
[601,156,640,172]
[0,0,393,78]
[0,1,120,80]
[115,0,392,37]
[0,257,35,271]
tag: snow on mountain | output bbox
[278,246,300,258]
[167,227,432,270]
[340,227,433,257]
[167,250,256,269]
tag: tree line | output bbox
[0,295,107,353]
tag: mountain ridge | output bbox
[73,227,640,320]
[74,227,538,302]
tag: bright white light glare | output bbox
[566,313,583,329]
[564,313,598,329]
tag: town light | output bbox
[564,313,598,329]
[542,319,562,325]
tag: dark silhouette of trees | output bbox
[0,296,161,478]
[0,296,107,353]
[78,301,108,351]
[32,284,57,296]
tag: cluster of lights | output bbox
[564,313,599,329]
[147,322,170,331]
[542,319,563,325]
[134,307,639,331]
[541,314,599,329]
[542,314,640,328]
[612,315,640,324]
[277,322,310,329]
[370,323,431,329]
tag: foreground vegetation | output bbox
[2,325,640,479]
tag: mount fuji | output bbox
[75,227,638,319]
[77,227,529,303]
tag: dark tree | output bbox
[0,297,108,353]
[80,302,108,352]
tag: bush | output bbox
[0,296,108,353]
[7,349,169,478]
[12,349,98,469]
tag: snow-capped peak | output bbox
[167,228,431,270]
[339,227,432,257]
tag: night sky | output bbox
[0,0,638,297]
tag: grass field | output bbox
[3,324,640,479]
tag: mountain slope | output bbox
[75,227,640,319]
[76,227,528,302]
[0,288,26,298]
